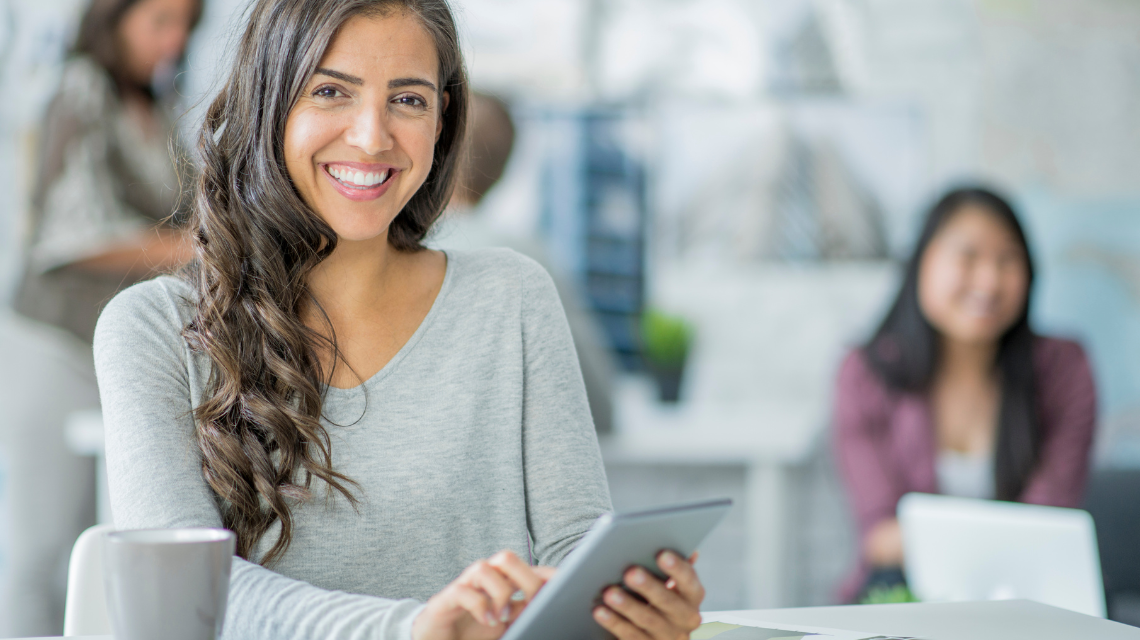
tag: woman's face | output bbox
[284,12,446,244]
[918,205,1030,346]
[117,0,197,85]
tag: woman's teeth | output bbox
[328,166,389,188]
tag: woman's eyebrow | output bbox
[389,77,438,92]
[315,68,363,85]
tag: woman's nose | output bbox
[971,259,1004,295]
[344,109,395,157]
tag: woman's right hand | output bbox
[413,550,555,640]
[865,517,904,567]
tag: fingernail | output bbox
[595,607,611,620]
[500,607,511,622]
[485,612,498,627]
[630,569,646,585]
[662,552,676,567]
[607,589,625,605]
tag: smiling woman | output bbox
[833,187,1097,603]
[91,1,706,640]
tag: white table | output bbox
[716,600,1140,639]
[18,600,1139,640]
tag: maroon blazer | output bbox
[833,336,1097,602]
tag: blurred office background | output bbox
[2,0,1140,633]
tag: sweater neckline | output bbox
[322,249,455,398]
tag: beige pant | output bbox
[0,311,99,637]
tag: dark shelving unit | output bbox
[539,108,647,370]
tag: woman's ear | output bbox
[436,91,450,141]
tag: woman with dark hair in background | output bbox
[14,0,201,342]
[833,187,1097,601]
[0,0,199,634]
[94,0,706,638]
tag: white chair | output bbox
[63,523,116,636]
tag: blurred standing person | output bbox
[833,187,1097,602]
[434,91,617,433]
[0,0,199,634]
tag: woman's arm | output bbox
[834,350,904,565]
[69,228,194,278]
[1020,339,1097,508]
[94,280,425,640]
[512,255,703,640]
[513,254,613,565]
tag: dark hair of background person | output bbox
[73,0,204,98]
[182,0,469,565]
[862,187,1039,502]
[458,91,515,204]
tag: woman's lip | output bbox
[321,164,398,202]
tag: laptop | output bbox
[898,492,1106,617]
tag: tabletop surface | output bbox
[717,599,1140,640]
[15,599,1140,640]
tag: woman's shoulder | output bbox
[445,247,555,293]
[837,347,889,393]
[1032,335,1091,373]
[1032,334,1094,390]
[95,275,196,346]
[52,56,116,120]
[834,347,902,419]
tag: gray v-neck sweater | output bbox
[93,248,613,640]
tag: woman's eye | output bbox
[313,86,343,99]
[394,95,427,108]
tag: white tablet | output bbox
[503,498,733,640]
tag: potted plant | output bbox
[640,308,694,403]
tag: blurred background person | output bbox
[433,91,617,434]
[0,0,199,634]
[834,187,1098,602]
[13,0,199,341]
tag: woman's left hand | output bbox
[592,551,704,640]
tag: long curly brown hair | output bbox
[182,0,468,565]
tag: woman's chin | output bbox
[317,213,396,245]
[947,323,1012,346]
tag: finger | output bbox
[623,567,700,631]
[533,565,557,582]
[463,560,519,622]
[603,585,679,639]
[504,597,528,624]
[487,551,546,601]
[593,605,652,640]
[624,566,689,615]
[665,549,697,588]
[657,550,705,606]
[666,551,699,588]
[450,583,500,629]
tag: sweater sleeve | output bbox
[833,350,901,539]
[93,280,424,640]
[513,255,613,567]
[1020,339,1098,508]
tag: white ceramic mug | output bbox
[103,528,235,640]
